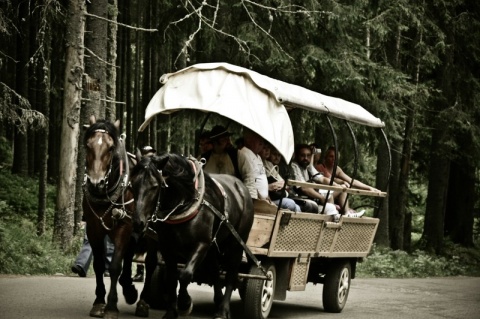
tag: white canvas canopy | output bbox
[139,62,385,161]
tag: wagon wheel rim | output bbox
[338,268,350,304]
[261,269,275,312]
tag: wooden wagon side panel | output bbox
[267,212,329,257]
[249,211,379,258]
[325,217,379,257]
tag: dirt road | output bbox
[0,275,478,318]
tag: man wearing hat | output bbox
[201,125,240,177]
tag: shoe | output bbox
[132,273,144,282]
[71,265,86,277]
[346,210,365,218]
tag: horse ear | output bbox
[83,115,96,130]
[114,119,121,131]
[136,148,142,162]
[157,154,170,170]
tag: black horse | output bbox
[130,153,254,319]
[82,115,139,319]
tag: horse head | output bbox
[83,115,121,193]
[130,153,197,234]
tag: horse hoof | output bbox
[162,311,178,319]
[178,301,193,316]
[89,303,106,318]
[124,284,139,305]
[104,310,119,319]
[135,299,150,317]
[178,294,193,316]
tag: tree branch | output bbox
[84,12,158,32]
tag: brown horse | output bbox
[82,115,138,319]
[130,153,254,319]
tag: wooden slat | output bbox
[287,180,387,197]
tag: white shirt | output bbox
[238,147,268,199]
[290,161,328,196]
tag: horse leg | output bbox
[90,239,107,318]
[208,258,224,307]
[177,242,210,316]
[162,260,179,319]
[177,279,193,316]
[103,235,123,319]
[118,236,138,305]
[214,246,243,319]
[136,240,159,317]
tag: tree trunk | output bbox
[124,1,134,151]
[74,0,109,233]
[445,160,475,247]
[11,0,30,177]
[53,0,85,250]
[133,4,142,140]
[374,132,390,247]
[388,138,401,249]
[36,5,52,236]
[422,126,450,254]
[84,0,108,119]
[106,0,118,121]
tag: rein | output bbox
[83,130,133,231]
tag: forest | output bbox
[0,0,479,255]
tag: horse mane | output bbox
[83,119,119,147]
[132,153,197,204]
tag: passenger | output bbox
[260,143,301,212]
[268,145,290,178]
[316,146,380,192]
[198,130,213,156]
[291,144,364,217]
[237,128,268,200]
[201,125,240,177]
[309,143,322,170]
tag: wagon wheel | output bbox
[149,265,167,310]
[322,260,351,313]
[243,261,276,319]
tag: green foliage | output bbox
[0,137,12,166]
[0,167,75,275]
[0,168,56,225]
[0,218,80,275]
[357,242,480,278]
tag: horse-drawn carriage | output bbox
[132,63,389,319]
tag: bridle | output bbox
[83,129,133,231]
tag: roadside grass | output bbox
[357,241,480,278]
[1,167,479,278]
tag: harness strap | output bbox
[160,157,205,224]
[202,197,268,278]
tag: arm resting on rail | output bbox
[287,180,387,197]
